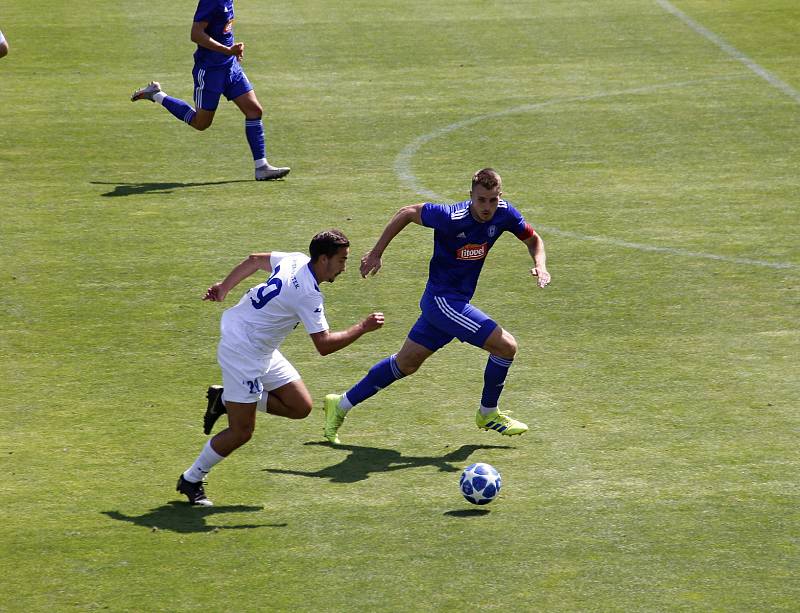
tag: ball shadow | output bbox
[444,509,492,518]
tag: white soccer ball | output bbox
[459,462,501,505]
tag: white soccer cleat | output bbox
[255,165,291,181]
[131,81,162,102]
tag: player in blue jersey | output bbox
[130,0,289,181]
[323,168,550,444]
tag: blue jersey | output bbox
[193,0,236,68]
[420,200,533,301]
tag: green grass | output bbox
[1,0,799,611]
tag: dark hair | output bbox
[309,229,350,262]
[471,168,502,191]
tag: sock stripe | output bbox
[389,354,405,379]
[489,355,514,367]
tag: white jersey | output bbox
[220,252,328,355]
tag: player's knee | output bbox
[231,421,255,443]
[191,116,213,131]
[498,332,518,360]
[288,401,313,420]
[394,358,420,376]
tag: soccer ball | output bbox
[459,462,501,505]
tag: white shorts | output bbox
[217,341,300,404]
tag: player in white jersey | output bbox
[0,30,9,58]
[177,229,384,505]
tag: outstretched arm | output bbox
[360,204,424,277]
[523,231,550,288]
[310,312,385,356]
[203,253,272,302]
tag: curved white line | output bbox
[394,79,798,272]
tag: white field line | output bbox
[656,0,800,104]
[394,79,736,199]
[539,228,798,270]
[393,78,798,271]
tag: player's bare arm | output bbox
[190,21,244,59]
[310,312,385,356]
[523,232,550,288]
[203,252,272,302]
[360,204,425,278]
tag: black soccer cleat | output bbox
[176,474,213,506]
[203,385,226,435]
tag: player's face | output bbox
[321,246,349,283]
[469,184,502,222]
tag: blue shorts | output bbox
[192,60,253,111]
[408,292,498,352]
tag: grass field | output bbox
[1,0,799,611]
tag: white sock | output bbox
[338,393,354,413]
[183,440,225,482]
[479,405,498,417]
[153,91,167,105]
[254,157,268,169]
[256,392,269,414]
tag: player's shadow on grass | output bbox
[264,443,512,484]
[92,180,250,197]
[102,501,287,534]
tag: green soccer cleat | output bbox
[323,394,346,444]
[476,408,528,436]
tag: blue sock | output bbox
[161,96,196,125]
[245,118,266,162]
[345,355,406,407]
[481,355,513,409]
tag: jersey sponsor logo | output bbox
[456,243,488,260]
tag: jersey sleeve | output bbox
[269,251,289,270]
[193,0,220,22]
[507,204,535,241]
[296,292,329,335]
[420,203,451,231]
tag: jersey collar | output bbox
[307,262,321,292]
